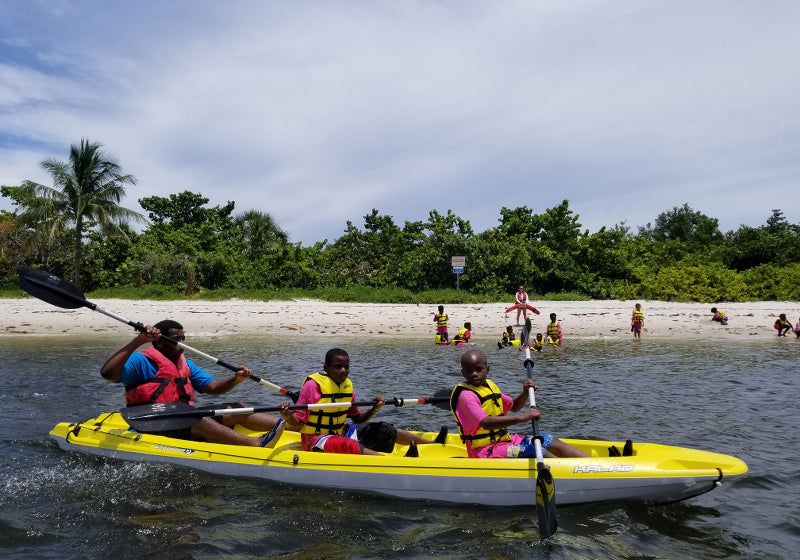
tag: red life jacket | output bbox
[124,346,195,407]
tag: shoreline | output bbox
[2,297,798,341]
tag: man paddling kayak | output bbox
[100,319,284,447]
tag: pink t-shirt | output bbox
[294,378,361,450]
[454,388,524,458]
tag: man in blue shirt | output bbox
[101,319,283,447]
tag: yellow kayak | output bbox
[50,413,747,507]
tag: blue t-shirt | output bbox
[121,352,214,392]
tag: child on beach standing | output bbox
[631,303,644,338]
[433,305,449,344]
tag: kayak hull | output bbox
[49,413,747,507]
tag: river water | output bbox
[1,334,797,559]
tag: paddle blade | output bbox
[121,402,207,432]
[17,266,91,310]
[431,388,453,411]
[535,465,558,538]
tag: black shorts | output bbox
[355,421,398,453]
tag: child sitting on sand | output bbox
[710,307,728,325]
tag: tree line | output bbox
[2,139,799,302]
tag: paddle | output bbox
[522,317,558,538]
[17,266,300,402]
[122,395,450,432]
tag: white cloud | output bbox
[1,1,799,242]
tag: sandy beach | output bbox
[2,296,798,341]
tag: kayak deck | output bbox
[50,413,747,507]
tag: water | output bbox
[1,334,798,559]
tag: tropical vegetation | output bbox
[2,141,799,302]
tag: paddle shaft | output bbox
[138,397,447,421]
[121,396,449,432]
[17,266,299,400]
[522,318,558,538]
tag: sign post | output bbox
[451,256,466,293]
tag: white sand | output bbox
[2,296,798,341]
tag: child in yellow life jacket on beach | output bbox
[453,322,472,346]
[631,303,644,338]
[497,326,518,349]
[774,314,794,337]
[546,313,562,346]
[710,307,728,325]
[433,305,449,344]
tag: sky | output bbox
[1,1,799,245]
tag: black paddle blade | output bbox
[524,318,532,344]
[535,465,558,538]
[431,388,453,411]
[121,402,209,432]
[17,266,91,310]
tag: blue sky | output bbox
[1,1,799,244]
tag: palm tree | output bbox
[16,139,145,289]
[233,209,289,258]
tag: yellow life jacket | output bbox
[633,309,644,322]
[547,321,559,337]
[454,327,470,343]
[300,372,354,436]
[435,313,448,328]
[449,380,509,445]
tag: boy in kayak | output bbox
[100,320,285,447]
[774,313,794,336]
[433,305,449,344]
[280,348,446,455]
[450,350,588,459]
[710,307,728,325]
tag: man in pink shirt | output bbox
[451,350,587,459]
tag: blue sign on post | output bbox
[452,266,464,273]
